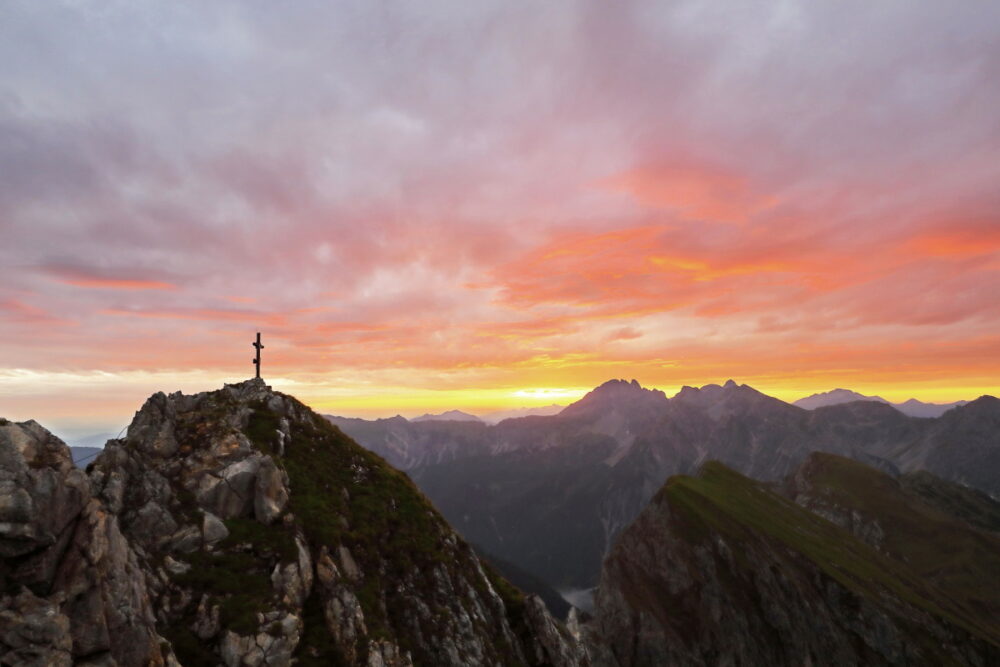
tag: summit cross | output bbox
[252,332,264,379]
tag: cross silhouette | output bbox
[252,332,264,379]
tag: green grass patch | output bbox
[795,454,1000,633]
[660,460,1000,649]
[162,624,217,667]
[243,406,282,456]
[243,399,492,660]
[220,517,298,562]
[174,551,273,635]
[293,591,349,666]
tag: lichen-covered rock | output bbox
[0,420,88,559]
[254,457,289,524]
[0,420,171,666]
[0,589,72,667]
[521,595,590,667]
[74,378,586,665]
[220,612,301,667]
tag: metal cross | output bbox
[252,332,264,379]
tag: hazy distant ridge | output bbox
[794,388,968,417]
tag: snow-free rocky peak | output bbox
[2,379,586,666]
[559,379,667,420]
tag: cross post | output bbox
[252,332,264,379]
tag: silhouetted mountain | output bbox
[589,456,1000,665]
[65,431,117,448]
[795,388,968,417]
[411,409,483,423]
[480,405,564,424]
[793,388,888,409]
[68,445,102,467]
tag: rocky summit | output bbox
[0,380,586,666]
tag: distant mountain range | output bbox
[794,387,968,417]
[65,431,116,467]
[352,405,567,425]
[480,404,565,423]
[69,445,103,467]
[331,379,1000,590]
[411,409,482,422]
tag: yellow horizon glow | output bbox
[4,367,995,434]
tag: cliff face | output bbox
[0,419,168,666]
[1,380,586,666]
[589,461,1000,667]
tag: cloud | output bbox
[1,0,999,419]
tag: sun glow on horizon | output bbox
[3,366,995,438]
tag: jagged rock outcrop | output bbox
[76,379,586,666]
[589,460,1000,666]
[0,418,170,666]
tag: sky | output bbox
[2,1,999,437]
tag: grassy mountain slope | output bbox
[592,460,1000,666]
[785,452,1000,626]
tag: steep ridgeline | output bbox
[336,380,1000,591]
[2,381,587,667]
[0,419,169,666]
[589,456,1000,666]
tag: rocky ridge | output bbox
[0,418,169,666]
[589,459,1000,666]
[1,380,587,666]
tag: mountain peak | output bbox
[593,378,644,391]
[561,379,667,419]
[795,388,972,417]
[411,409,482,423]
[15,381,585,666]
[671,380,789,421]
[793,388,887,411]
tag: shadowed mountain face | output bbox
[589,457,1000,666]
[333,380,1000,590]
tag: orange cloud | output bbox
[491,223,830,319]
[0,298,75,327]
[43,266,176,291]
[102,307,288,327]
[901,221,1000,258]
[603,162,779,222]
[58,277,177,290]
